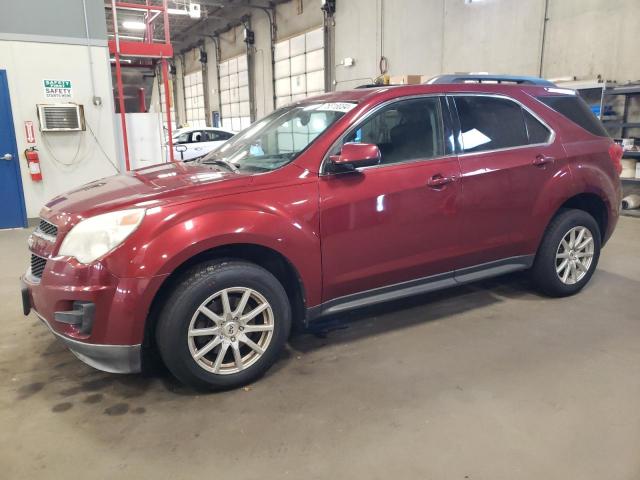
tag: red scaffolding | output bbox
[108,0,175,170]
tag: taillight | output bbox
[608,143,623,176]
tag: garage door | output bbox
[274,27,325,108]
[219,54,251,132]
[184,70,206,128]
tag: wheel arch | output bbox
[557,192,608,242]
[143,243,308,363]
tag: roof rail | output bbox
[426,74,556,87]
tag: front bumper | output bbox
[37,311,141,374]
[22,280,142,373]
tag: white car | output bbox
[171,127,236,161]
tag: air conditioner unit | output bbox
[37,103,85,132]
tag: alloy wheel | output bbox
[555,226,594,285]
[187,287,275,375]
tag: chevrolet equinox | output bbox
[22,75,623,390]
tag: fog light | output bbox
[54,301,95,334]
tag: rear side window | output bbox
[454,96,528,153]
[205,130,233,141]
[537,95,608,137]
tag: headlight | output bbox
[58,209,145,264]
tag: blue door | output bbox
[0,70,27,229]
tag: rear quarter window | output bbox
[524,110,552,144]
[454,96,529,153]
[537,95,608,137]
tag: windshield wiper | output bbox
[201,158,239,173]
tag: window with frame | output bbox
[336,97,445,165]
[274,27,325,108]
[219,54,251,132]
[454,96,551,153]
[184,70,206,128]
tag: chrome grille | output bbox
[30,254,47,279]
[36,219,58,238]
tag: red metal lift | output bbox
[109,0,175,170]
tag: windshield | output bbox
[198,102,356,173]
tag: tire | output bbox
[156,259,291,391]
[531,208,601,297]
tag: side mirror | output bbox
[329,143,381,172]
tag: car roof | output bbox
[173,126,235,135]
[292,82,570,106]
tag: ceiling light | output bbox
[167,8,188,15]
[122,20,146,30]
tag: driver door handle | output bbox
[1,153,12,161]
[427,174,455,188]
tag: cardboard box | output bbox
[389,75,423,85]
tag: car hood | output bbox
[41,162,255,223]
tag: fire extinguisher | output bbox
[24,147,42,182]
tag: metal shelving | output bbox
[599,84,640,139]
[565,82,640,216]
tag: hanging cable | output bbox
[41,133,83,169]
[81,0,99,105]
[85,121,120,173]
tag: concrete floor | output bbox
[1,219,639,479]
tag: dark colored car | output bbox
[22,75,623,390]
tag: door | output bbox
[0,70,27,229]
[451,94,565,269]
[186,130,206,160]
[319,96,461,302]
[173,130,201,161]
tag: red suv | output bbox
[22,75,623,390]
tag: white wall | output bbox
[175,0,640,128]
[334,0,640,89]
[542,0,640,81]
[0,40,119,218]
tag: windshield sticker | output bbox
[316,102,357,113]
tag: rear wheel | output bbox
[531,209,601,297]
[156,260,291,390]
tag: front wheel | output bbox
[531,209,601,297]
[156,260,291,391]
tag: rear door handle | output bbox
[533,154,555,167]
[427,174,455,188]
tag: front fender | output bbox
[102,188,322,306]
